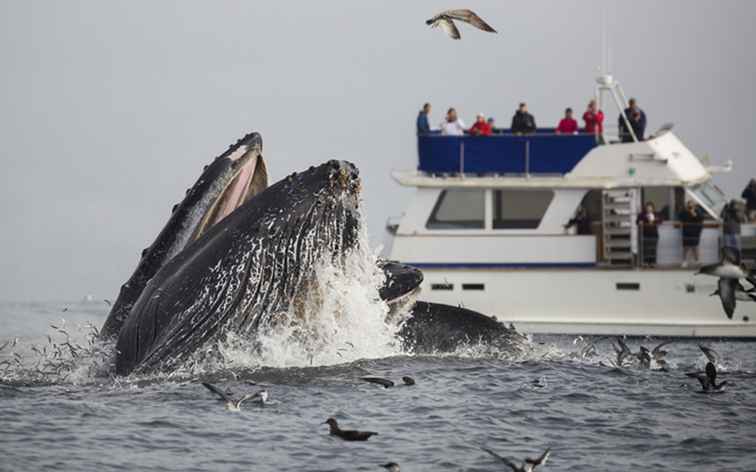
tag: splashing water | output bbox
[207,215,405,371]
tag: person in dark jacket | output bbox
[678,200,704,267]
[721,199,745,260]
[618,98,647,142]
[741,178,756,221]
[637,201,660,266]
[510,102,536,134]
[416,102,432,135]
[564,206,592,235]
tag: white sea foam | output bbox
[211,216,406,370]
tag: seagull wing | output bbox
[235,393,258,408]
[444,9,497,32]
[525,448,551,467]
[202,382,231,402]
[698,345,720,364]
[717,278,736,319]
[438,18,461,39]
[482,448,520,471]
[652,340,672,357]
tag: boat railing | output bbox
[417,130,598,176]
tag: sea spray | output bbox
[212,212,406,370]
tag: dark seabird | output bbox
[687,362,727,393]
[360,376,416,388]
[637,346,651,369]
[401,376,416,386]
[426,9,497,40]
[324,418,378,441]
[482,447,551,472]
[612,337,632,367]
[202,382,268,411]
[380,462,400,472]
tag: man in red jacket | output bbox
[469,113,493,136]
[556,108,578,134]
[583,99,604,136]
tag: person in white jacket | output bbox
[439,107,465,136]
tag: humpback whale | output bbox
[115,160,362,375]
[102,132,268,338]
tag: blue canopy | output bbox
[417,132,597,175]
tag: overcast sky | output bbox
[1,1,755,301]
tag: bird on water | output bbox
[687,361,727,393]
[360,375,416,388]
[426,9,496,40]
[380,462,400,472]
[324,418,378,441]
[482,447,551,472]
[201,382,268,411]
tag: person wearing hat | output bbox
[469,113,493,136]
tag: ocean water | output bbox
[1,300,755,472]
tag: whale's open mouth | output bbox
[191,144,268,241]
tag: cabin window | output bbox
[426,189,485,229]
[493,190,554,229]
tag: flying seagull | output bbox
[698,344,720,365]
[201,382,268,411]
[482,447,551,472]
[324,418,378,441]
[612,337,633,368]
[426,9,497,40]
[651,340,673,369]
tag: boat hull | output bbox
[414,268,756,338]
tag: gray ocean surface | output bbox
[1,301,755,472]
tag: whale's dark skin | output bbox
[101,132,268,339]
[378,260,423,304]
[115,160,361,375]
[398,301,525,353]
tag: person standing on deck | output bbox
[583,100,604,138]
[679,200,704,268]
[510,102,536,134]
[556,108,579,134]
[439,108,466,136]
[741,178,756,221]
[619,98,647,142]
[637,202,660,267]
[721,199,745,260]
[416,102,432,135]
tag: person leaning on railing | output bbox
[469,113,493,136]
[439,107,466,136]
[555,108,579,134]
[510,102,536,134]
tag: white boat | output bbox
[386,76,756,338]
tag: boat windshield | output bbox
[685,182,727,219]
